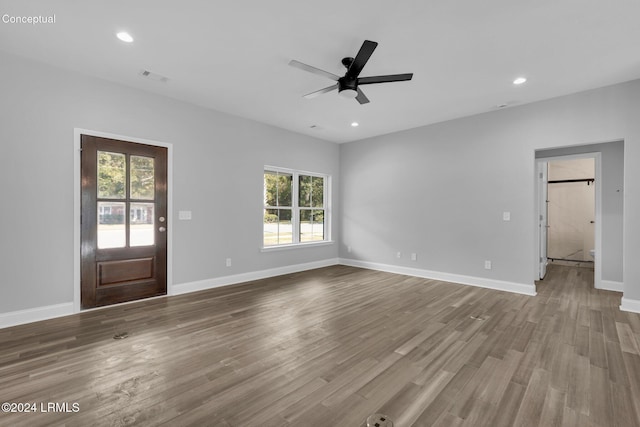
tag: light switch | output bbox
[179,210,192,220]
[503,211,511,221]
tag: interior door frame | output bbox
[534,152,602,289]
[74,128,173,313]
[537,161,548,280]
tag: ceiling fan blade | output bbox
[347,40,378,78]
[303,84,338,98]
[355,88,370,104]
[289,60,340,81]
[357,73,414,85]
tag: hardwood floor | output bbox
[1,264,639,426]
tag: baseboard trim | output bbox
[171,258,340,296]
[598,280,624,293]
[620,297,640,314]
[0,302,74,329]
[339,258,537,296]
[0,259,340,330]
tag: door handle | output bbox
[159,227,166,232]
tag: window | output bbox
[264,167,329,247]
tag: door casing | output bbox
[74,129,173,313]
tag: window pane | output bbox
[265,171,293,207]
[277,173,292,206]
[312,209,325,241]
[312,176,324,208]
[131,156,155,200]
[263,208,292,246]
[299,175,311,207]
[97,202,126,248]
[300,209,312,242]
[264,172,278,207]
[98,151,126,199]
[278,209,293,244]
[130,203,154,247]
[264,208,279,246]
[300,209,325,242]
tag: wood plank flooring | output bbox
[1,264,639,426]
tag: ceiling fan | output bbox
[289,40,413,104]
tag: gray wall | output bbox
[340,80,639,298]
[537,141,624,282]
[0,51,340,313]
[3,46,640,316]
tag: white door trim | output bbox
[537,161,548,280]
[534,152,602,289]
[73,128,174,313]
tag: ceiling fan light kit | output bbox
[289,40,413,105]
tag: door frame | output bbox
[74,128,173,313]
[534,152,602,289]
[537,161,548,280]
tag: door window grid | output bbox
[97,151,155,249]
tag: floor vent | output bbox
[366,413,393,427]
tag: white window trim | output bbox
[262,165,332,250]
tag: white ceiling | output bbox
[1,0,639,143]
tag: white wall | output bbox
[0,51,340,315]
[340,80,639,301]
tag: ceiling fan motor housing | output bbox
[338,76,358,98]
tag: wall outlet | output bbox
[484,260,492,270]
[226,258,232,267]
[411,253,417,261]
[347,246,352,253]
[396,251,401,259]
[178,210,192,220]
[503,211,511,221]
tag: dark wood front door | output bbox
[81,135,168,309]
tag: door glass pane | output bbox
[97,151,126,199]
[131,156,155,200]
[130,203,155,247]
[97,202,126,248]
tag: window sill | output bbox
[260,241,335,252]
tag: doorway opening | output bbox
[546,157,595,268]
[536,152,601,288]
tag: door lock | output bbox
[159,217,166,222]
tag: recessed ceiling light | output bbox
[116,32,134,43]
[351,122,359,127]
[513,77,527,85]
